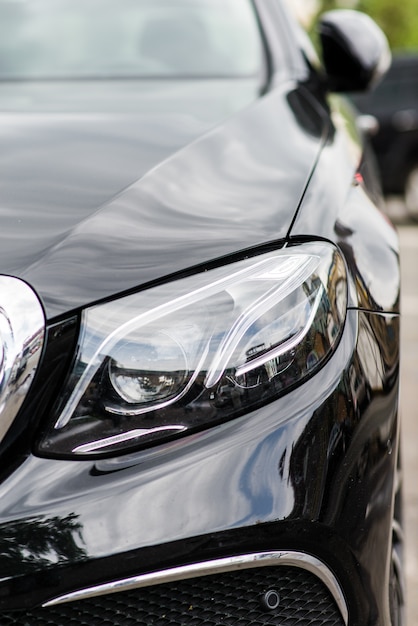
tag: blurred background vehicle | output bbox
[351,54,418,221]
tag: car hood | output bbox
[0,79,328,319]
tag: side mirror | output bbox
[318,10,391,93]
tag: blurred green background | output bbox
[316,0,418,50]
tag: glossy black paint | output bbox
[0,79,260,289]
[0,309,400,624]
[319,10,390,93]
[0,3,401,625]
[290,96,400,315]
[7,82,325,319]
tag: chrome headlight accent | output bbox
[0,276,45,443]
[39,242,347,458]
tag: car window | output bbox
[0,0,263,80]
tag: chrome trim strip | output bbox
[43,551,348,624]
[391,546,405,604]
[0,277,44,443]
[392,519,404,545]
[392,520,406,604]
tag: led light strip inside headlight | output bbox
[39,242,347,458]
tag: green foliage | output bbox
[357,0,418,50]
[319,0,340,11]
[316,0,418,51]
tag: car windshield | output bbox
[0,0,263,80]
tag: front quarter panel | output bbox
[290,94,400,315]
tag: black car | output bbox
[0,2,402,625]
[352,54,418,219]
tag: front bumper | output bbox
[0,309,400,625]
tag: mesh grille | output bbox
[1,565,345,625]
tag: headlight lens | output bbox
[38,242,347,458]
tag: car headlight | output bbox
[38,242,347,458]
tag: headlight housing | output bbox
[38,242,347,458]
